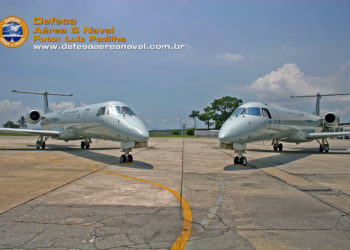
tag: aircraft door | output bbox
[268,106,280,125]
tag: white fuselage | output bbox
[41,101,149,143]
[218,102,322,144]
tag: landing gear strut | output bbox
[318,138,329,153]
[80,138,91,149]
[36,136,47,149]
[272,140,283,152]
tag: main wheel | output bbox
[240,157,247,166]
[234,156,239,165]
[319,145,324,152]
[120,154,127,163]
[127,154,133,162]
[41,142,46,149]
[324,144,329,153]
[36,141,41,149]
[278,143,283,152]
[81,141,86,149]
[86,142,90,149]
[273,144,278,152]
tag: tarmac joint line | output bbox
[89,167,192,250]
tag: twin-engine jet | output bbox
[218,96,350,166]
[0,90,149,163]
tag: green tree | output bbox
[198,107,215,129]
[17,116,27,128]
[3,121,20,128]
[205,96,243,129]
[189,110,200,129]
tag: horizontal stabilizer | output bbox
[0,128,60,136]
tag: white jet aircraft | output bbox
[218,94,350,166]
[0,90,149,163]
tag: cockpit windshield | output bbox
[245,107,261,116]
[106,106,135,116]
[231,107,261,117]
[231,107,244,116]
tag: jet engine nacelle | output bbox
[26,110,41,124]
[323,112,339,128]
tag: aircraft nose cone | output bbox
[218,124,232,143]
[132,118,149,142]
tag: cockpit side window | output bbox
[96,107,106,116]
[245,107,261,116]
[106,106,116,115]
[121,106,135,116]
[262,108,272,118]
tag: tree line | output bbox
[189,96,243,130]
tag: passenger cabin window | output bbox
[245,107,261,116]
[96,107,106,116]
[262,108,272,119]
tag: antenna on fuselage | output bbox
[290,93,350,116]
[12,90,73,114]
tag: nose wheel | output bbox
[233,148,247,166]
[272,140,283,152]
[80,139,91,149]
[120,148,134,163]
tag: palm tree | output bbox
[17,116,27,128]
[189,110,200,129]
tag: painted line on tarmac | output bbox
[12,151,65,162]
[89,167,192,250]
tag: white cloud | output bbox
[218,52,245,62]
[49,101,75,111]
[0,100,31,125]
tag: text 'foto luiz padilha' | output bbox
[32,17,126,43]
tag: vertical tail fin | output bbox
[12,90,73,114]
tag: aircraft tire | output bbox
[319,145,324,152]
[127,154,133,162]
[81,141,86,149]
[325,144,329,153]
[278,143,283,151]
[36,141,40,149]
[86,142,90,149]
[273,144,278,152]
[234,156,239,165]
[41,142,45,150]
[120,154,127,163]
[241,157,247,166]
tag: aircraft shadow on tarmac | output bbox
[224,147,349,171]
[0,144,154,170]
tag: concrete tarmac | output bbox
[0,136,349,249]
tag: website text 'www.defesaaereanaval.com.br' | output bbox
[33,43,186,50]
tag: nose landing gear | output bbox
[232,143,248,166]
[120,149,133,163]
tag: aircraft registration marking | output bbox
[89,167,192,250]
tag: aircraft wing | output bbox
[0,128,60,136]
[306,131,350,139]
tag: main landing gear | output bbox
[272,140,283,152]
[36,135,47,149]
[80,138,91,149]
[318,138,329,153]
[120,149,133,163]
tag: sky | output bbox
[1,0,350,129]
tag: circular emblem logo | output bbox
[0,16,28,48]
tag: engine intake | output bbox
[26,110,41,124]
[323,112,339,128]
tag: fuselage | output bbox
[218,102,322,144]
[41,101,149,142]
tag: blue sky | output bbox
[1,0,350,128]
